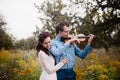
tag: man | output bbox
[50,21,94,80]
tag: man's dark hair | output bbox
[56,21,69,34]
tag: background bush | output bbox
[0,49,41,80]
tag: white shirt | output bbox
[38,50,64,80]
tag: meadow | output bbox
[0,48,120,80]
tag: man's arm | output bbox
[74,44,92,59]
[75,34,94,59]
[50,40,71,56]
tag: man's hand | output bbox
[67,38,80,44]
[87,34,95,46]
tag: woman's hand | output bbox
[60,57,68,64]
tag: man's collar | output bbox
[55,35,61,41]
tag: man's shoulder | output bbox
[51,38,56,42]
[51,38,61,46]
[51,38,59,42]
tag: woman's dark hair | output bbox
[56,21,69,34]
[36,32,51,55]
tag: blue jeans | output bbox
[57,68,76,80]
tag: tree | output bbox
[35,0,120,49]
[0,15,14,49]
[34,0,72,38]
[67,0,120,49]
[15,37,37,50]
[93,0,120,48]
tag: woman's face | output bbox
[42,37,51,49]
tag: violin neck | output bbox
[77,36,89,38]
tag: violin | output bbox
[64,33,95,42]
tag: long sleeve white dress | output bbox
[38,50,64,80]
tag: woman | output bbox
[36,32,68,80]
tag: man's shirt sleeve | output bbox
[74,45,92,59]
[50,40,71,56]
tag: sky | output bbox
[0,0,43,40]
[0,0,86,40]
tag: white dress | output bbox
[38,50,64,80]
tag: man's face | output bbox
[60,26,70,38]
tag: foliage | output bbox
[69,0,120,49]
[15,37,37,50]
[0,49,41,80]
[34,0,72,38]
[0,48,120,80]
[92,0,120,49]
[35,0,120,50]
[74,48,120,80]
[0,15,15,50]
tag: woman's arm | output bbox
[39,51,64,74]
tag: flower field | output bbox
[0,48,120,80]
[0,49,41,80]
